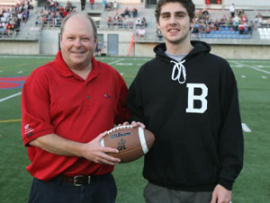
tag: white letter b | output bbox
[186,83,208,113]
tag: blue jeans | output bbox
[28,174,117,203]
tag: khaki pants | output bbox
[144,182,212,203]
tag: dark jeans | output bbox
[144,182,212,203]
[28,174,117,203]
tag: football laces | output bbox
[106,125,133,134]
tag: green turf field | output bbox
[0,55,269,203]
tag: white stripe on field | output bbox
[0,92,22,103]
[233,61,270,75]
[108,59,125,65]
[242,123,252,133]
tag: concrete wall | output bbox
[1,29,270,59]
[211,45,270,59]
[0,40,40,55]
[134,42,270,59]
[98,30,134,56]
[40,29,60,55]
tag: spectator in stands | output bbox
[22,9,30,23]
[247,20,254,34]
[132,8,138,18]
[0,24,5,36]
[65,1,73,12]
[136,26,146,39]
[81,0,86,11]
[201,9,209,22]
[114,12,120,21]
[238,20,245,34]
[107,16,113,28]
[17,11,23,27]
[35,16,40,26]
[137,26,146,39]
[105,1,113,11]
[6,21,14,36]
[156,28,163,40]
[121,7,131,18]
[141,17,147,27]
[135,17,141,27]
[240,12,248,23]
[192,21,199,33]
[113,1,118,10]
[117,16,124,28]
[254,13,262,29]
[102,0,106,9]
[90,0,94,10]
[232,14,240,31]
[230,3,235,18]
[218,15,227,28]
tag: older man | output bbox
[21,12,130,203]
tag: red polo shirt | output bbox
[21,51,130,181]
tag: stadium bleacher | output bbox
[0,0,270,57]
[258,27,270,39]
[1,0,270,40]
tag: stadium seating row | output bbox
[257,28,270,39]
[200,33,251,39]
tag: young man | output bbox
[127,0,244,203]
[21,12,130,203]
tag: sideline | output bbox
[0,92,22,103]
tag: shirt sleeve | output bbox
[21,68,55,146]
[218,66,244,190]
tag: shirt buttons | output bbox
[87,95,90,99]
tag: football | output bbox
[100,125,155,163]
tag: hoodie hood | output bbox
[154,40,211,62]
[153,41,211,84]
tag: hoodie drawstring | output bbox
[171,60,186,84]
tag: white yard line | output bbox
[108,59,125,65]
[0,92,22,103]
[232,61,270,75]
[242,123,252,133]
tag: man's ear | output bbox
[157,21,160,30]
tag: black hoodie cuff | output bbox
[219,179,233,191]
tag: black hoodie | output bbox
[127,41,243,191]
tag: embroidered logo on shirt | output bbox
[104,93,113,99]
[24,124,34,136]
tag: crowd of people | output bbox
[0,0,32,37]
[1,1,269,40]
[192,7,254,37]
[106,6,148,36]
[36,0,75,27]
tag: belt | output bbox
[61,175,101,186]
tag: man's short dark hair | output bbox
[60,12,97,42]
[155,0,195,23]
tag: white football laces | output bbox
[106,125,133,134]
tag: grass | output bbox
[0,55,270,203]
